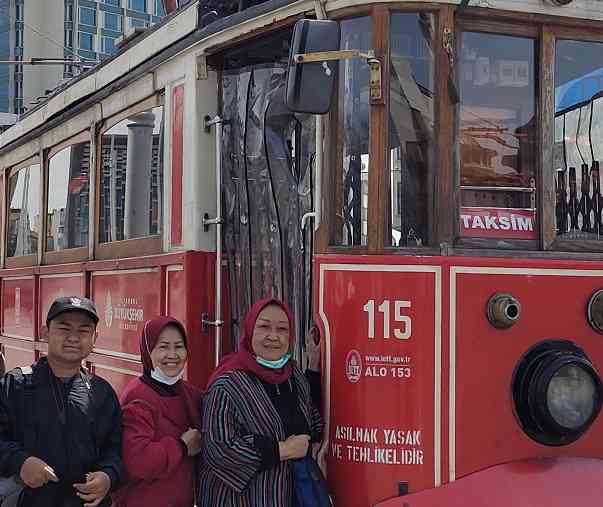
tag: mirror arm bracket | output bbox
[293,49,382,102]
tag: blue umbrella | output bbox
[556,66,603,112]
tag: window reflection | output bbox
[99,106,164,243]
[332,17,371,247]
[7,163,40,257]
[47,142,90,251]
[388,13,434,247]
[458,32,537,240]
[555,40,603,241]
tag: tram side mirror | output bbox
[286,19,340,114]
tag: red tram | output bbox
[1,0,603,505]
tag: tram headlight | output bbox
[547,364,597,429]
[513,340,602,446]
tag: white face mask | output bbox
[150,366,184,386]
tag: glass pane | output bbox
[79,7,96,26]
[555,40,603,241]
[99,106,164,243]
[103,37,116,54]
[458,33,537,240]
[332,17,371,246]
[129,0,146,12]
[104,13,121,31]
[79,32,93,51]
[46,142,91,251]
[388,13,435,247]
[7,163,40,257]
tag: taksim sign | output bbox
[460,207,537,240]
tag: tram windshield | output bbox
[458,32,537,241]
[554,39,603,242]
[387,12,435,247]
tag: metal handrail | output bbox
[202,115,224,368]
[460,185,535,193]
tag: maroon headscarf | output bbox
[139,315,202,429]
[207,298,295,387]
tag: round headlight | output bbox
[513,340,602,446]
[548,364,597,429]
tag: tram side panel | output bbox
[1,275,38,368]
[317,256,442,507]
[317,255,603,507]
[452,261,603,479]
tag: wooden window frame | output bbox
[323,8,372,254]
[94,94,165,261]
[319,5,446,255]
[453,18,540,252]
[545,26,603,253]
[319,6,603,258]
[5,156,41,268]
[43,130,91,265]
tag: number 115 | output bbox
[362,299,412,340]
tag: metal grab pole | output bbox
[300,115,324,235]
[202,115,224,368]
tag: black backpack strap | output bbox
[15,367,35,449]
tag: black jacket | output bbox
[0,357,123,507]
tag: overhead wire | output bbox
[0,3,84,63]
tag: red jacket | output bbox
[114,377,202,507]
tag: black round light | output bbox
[512,340,602,446]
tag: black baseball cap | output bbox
[46,296,99,325]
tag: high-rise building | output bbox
[0,0,165,116]
[66,0,165,69]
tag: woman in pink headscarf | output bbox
[114,316,202,507]
[198,298,323,507]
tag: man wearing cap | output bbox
[0,296,123,507]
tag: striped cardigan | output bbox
[198,365,322,506]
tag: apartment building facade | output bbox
[0,0,165,115]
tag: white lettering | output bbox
[484,215,499,229]
[516,216,533,231]
[472,215,485,229]
[498,216,511,230]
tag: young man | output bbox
[0,297,123,507]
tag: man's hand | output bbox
[74,471,111,507]
[19,456,59,488]
[305,326,321,371]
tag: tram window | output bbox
[458,33,537,241]
[554,40,603,241]
[331,17,371,247]
[46,142,91,252]
[7,162,40,257]
[99,105,164,243]
[387,13,435,247]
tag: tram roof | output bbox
[1,0,603,155]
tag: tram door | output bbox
[219,34,316,354]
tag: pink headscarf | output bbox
[207,298,295,387]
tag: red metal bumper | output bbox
[375,457,603,507]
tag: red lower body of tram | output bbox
[0,251,226,390]
[316,254,603,507]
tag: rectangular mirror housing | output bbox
[286,19,340,114]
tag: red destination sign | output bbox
[460,207,536,240]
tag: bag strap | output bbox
[15,367,35,449]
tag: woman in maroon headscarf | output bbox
[198,298,323,507]
[114,316,202,507]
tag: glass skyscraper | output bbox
[0,0,165,115]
